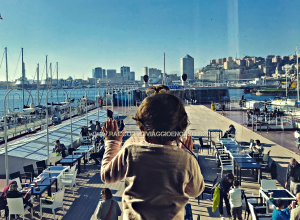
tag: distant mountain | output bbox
[169,68,202,75]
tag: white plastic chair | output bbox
[219,156,233,178]
[51,155,62,166]
[260,180,277,191]
[40,188,65,220]
[7,197,33,220]
[60,169,78,195]
[63,164,77,178]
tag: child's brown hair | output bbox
[132,85,188,144]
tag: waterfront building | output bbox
[181,54,194,80]
[102,69,106,78]
[129,72,135,81]
[92,67,103,78]
[107,69,117,78]
[226,57,233,62]
[224,69,240,80]
[121,66,130,79]
[143,67,148,76]
[149,68,161,77]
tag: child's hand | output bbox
[179,134,193,151]
[102,119,125,142]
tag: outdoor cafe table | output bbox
[218,138,237,145]
[259,189,296,213]
[74,146,95,165]
[43,166,69,173]
[56,155,84,173]
[236,162,261,185]
[29,173,60,196]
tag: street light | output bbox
[96,87,102,121]
[69,87,78,151]
[82,88,89,126]
[4,88,34,185]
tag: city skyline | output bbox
[0,0,300,82]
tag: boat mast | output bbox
[37,63,39,105]
[21,48,24,108]
[57,62,58,103]
[164,52,165,85]
[286,67,288,97]
[297,45,299,102]
[50,63,52,103]
[5,47,8,92]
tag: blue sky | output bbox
[0,0,300,81]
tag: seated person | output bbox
[89,120,96,134]
[90,140,105,165]
[272,199,291,220]
[247,139,264,157]
[94,134,102,145]
[119,120,125,131]
[107,109,113,119]
[6,183,33,210]
[222,125,235,138]
[95,121,101,133]
[80,126,89,137]
[53,140,67,158]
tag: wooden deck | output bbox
[1,105,299,219]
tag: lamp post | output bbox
[69,87,78,150]
[96,87,101,121]
[4,88,34,185]
[13,93,20,135]
[83,88,88,126]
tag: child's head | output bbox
[226,173,234,183]
[233,180,239,188]
[132,85,188,144]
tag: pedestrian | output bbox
[96,188,122,220]
[229,180,242,220]
[96,121,101,133]
[219,173,234,220]
[286,158,300,195]
[291,192,300,219]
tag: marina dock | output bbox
[0,105,298,219]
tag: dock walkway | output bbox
[0,105,298,219]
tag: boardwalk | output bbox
[0,105,299,219]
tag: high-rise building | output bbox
[106,69,117,78]
[121,66,130,80]
[129,72,135,81]
[181,54,194,80]
[143,67,148,76]
[102,69,106,78]
[149,68,161,77]
[92,67,103,78]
